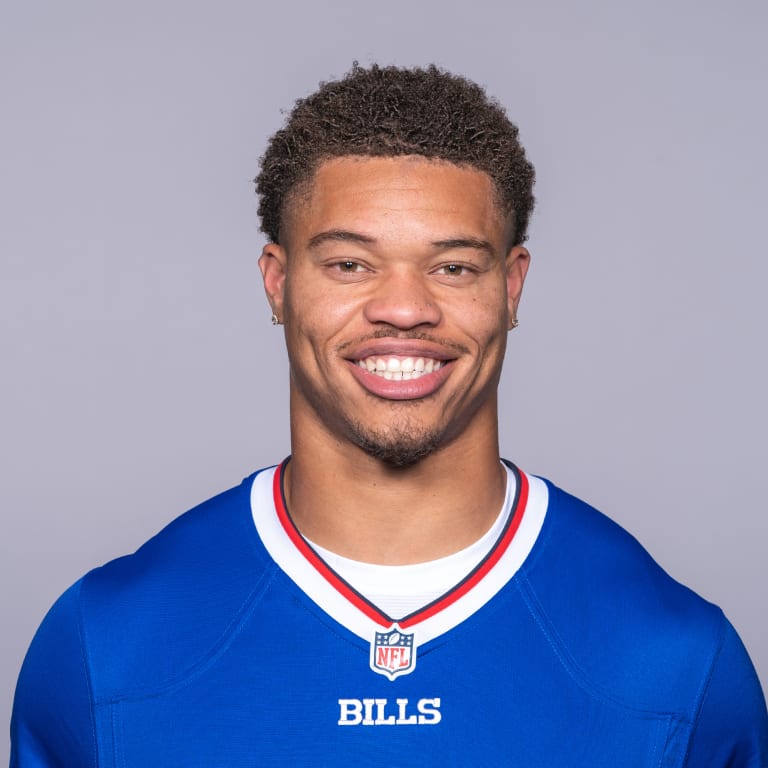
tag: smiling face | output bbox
[259,156,529,467]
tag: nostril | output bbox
[363,294,442,330]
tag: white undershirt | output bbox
[305,464,516,618]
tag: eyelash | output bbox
[327,260,477,278]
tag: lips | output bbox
[338,335,463,400]
[343,343,455,399]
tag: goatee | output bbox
[348,420,441,468]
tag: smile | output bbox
[356,356,444,381]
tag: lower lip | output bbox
[347,361,453,400]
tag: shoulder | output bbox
[524,478,719,626]
[11,470,277,764]
[82,471,267,604]
[11,579,96,765]
[82,470,277,698]
[519,477,758,718]
[31,471,275,702]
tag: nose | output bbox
[363,266,442,330]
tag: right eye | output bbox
[331,260,368,274]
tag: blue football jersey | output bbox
[11,462,768,766]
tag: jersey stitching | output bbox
[110,704,120,768]
[75,579,100,768]
[680,608,727,768]
[96,564,281,704]
[516,570,682,721]
[287,581,372,650]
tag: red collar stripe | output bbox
[272,460,528,630]
[272,465,391,627]
[399,468,528,628]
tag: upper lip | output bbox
[342,340,459,362]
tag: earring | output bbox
[271,313,281,326]
[509,318,519,330]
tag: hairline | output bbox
[276,152,515,247]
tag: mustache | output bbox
[336,328,470,356]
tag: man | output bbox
[11,64,767,765]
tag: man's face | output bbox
[260,156,529,467]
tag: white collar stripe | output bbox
[398,465,527,627]
[270,463,391,627]
[252,462,548,646]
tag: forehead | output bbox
[281,156,510,247]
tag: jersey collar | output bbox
[250,460,548,647]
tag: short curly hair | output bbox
[255,64,535,246]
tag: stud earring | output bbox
[509,318,519,330]
[271,313,281,326]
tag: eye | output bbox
[336,260,365,273]
[435,263,467,276]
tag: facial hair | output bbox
[347,416,442,468]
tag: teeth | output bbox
[356,356,443,380]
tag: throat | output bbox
[283,434,509,562]
[302,464,515,617]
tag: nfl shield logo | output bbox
[370,624,416,680]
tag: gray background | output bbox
[2,0,766,759]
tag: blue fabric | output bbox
[11,470,768,766]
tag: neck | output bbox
[284,409,506,565]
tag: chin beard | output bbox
[348,421,441,468]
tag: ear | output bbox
[258,243,288,322]
[505,245,530,329]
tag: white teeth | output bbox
[356,356,444,380]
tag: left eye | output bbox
[437,264,465,275]
[338,261,363,272]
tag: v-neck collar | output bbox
[250,460,548,650]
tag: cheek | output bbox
[460,288,508,339]
[285,269,350,317]
[283,282,359,360]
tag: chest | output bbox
[91,591,690,767]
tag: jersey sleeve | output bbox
[686,617,768,767]
[10,580,97,768]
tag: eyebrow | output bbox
[430,237,496,257]
[307,230,496,257]
[307,229,376,249]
